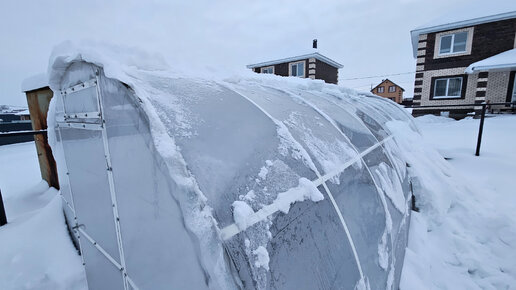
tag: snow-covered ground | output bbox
[0,115,515,289]
[0,142,86,290]
[399,115,516,289]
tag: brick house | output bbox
[370,79,405,104]
[410,10,516,117]
[247,43,343,84]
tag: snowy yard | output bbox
[0,115,515,289]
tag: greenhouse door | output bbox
[57,75,131,290]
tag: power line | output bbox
[340,71,416,81]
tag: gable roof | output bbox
[370,79,405,92]
[410,4,516,58]
[247,51,343,69]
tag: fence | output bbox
[0,122,34,145]
[413,102,515,156]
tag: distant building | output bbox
[370,79,405,103]
[247,40,343,84]
[410,9,516,117]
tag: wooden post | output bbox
[24,87,59,189]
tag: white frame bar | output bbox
[95,70,131,290]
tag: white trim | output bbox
[247,52,343,69]
[288,60,306,78]
[57,122,103,130]
[476,87,487,91]
[434,27,474,59]
[411,11,516,57]
[61,79,97,95]
[64,111,101,120]
[260,66,274,74]
[308,63,316,69]
[477,78,488,82]
[433,77,463,99]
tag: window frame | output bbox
[260,66,275,74]
[434,27,474,59]
[388,86,396,93]
[430,75,466,100]
[289,61,306,78]
[377,86,385,93]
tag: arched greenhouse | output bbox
[47,44,415,290]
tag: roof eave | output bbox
[466,63,516,74]
[247,52,343,69]
[411,11,516,58]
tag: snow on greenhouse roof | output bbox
[465,48,516,73]
[246,50,343,69]
[47,41,415,289]
[410,2,516,58]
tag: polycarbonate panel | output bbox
[288,89,379,152]
[267,194,361,289]
[326,162,390,290]
[60,128,121,262]
[99,76,210,289]
[51,57,415,290]
[80,237,125,290]
[63,86,99,114]
[147,78,317,228]
[231,83,358,178]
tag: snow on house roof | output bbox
[21,73,48,92]
[410,2,516,58]
[465,48,516,73]
[247,50,343,69]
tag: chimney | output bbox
[313,39,317,49]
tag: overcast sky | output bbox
[1,0,511,106]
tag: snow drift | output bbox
[46,42,415,290]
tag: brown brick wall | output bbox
[314,59,339,84]
[372,79,404,103]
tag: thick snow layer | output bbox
[397,115,516,289]
[465,48,516,73]
[0,142,86,290]
[21,73,48,93]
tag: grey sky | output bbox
[0,0,503,106]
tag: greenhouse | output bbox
[47,45,415,290]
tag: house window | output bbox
[289,61,305,77]
[434,28,473,58]
[261,66,274,74]
[433,77,463,99]
[388,86,396,92]
[377,86,385,93]
[439,31,468,55]
[511,75,516,103]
